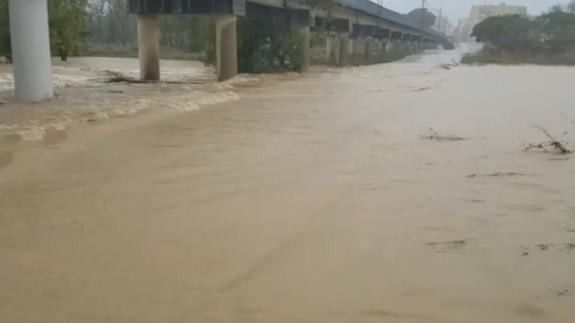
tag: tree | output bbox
[472,15,535,51]
[537,11,575,51]
[405,8,436,29]
[550,4,564,13]
[236,18,304,73]
[0,0,10,61]
[49,0,88,61]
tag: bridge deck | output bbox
[127,0,452,46]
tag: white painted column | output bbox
[8,0,53,102]
[215,16,238,82]
[137,14,161,81]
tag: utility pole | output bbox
[440,8,444,33]
[377,0,383,26]
[420,0,426,29]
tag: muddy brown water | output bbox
[1,48,575,322]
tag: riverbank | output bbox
[462,48,575,66]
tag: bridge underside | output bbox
[245,3,310,28]
[7,0,453,102]
[128,0,246,15]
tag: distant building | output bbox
[463,3,528,40]
[453,17,470,42]
[432,13,454,37]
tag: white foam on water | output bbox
[2,89,241,141]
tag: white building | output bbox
[463,3,528,39]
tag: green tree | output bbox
[49,0,88,61]
[405,8,436,29]
[0,0,10,61]
[237,19,303,73]
[537,11,575,51]
[550,4,564,13]
[472,15,535,51]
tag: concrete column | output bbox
[364,38,372,64]
[411,41,417,52]
[384,40,391,53]
[8,0,53,102]
[352,37,364,57]
[325,37,332,60]
[338,34,350,66]
[391,40,401,55]
[348,38,354,57]
[215,16,238,82]
[295,27,310,72]
[137,14,161,81]
[326,35,340,65]
[374,39,384,62]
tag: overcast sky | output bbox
[381,0,571,20]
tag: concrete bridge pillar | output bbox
[352,37,364,58]
[364,38,373,64]
[392,31,403,53]
[137,14,161,81]
[326,35,340,65]
[338,34,350,66]
[384,40,391,53]
[406,41,413,54]
[215,16,238,81]
[373,39,384,62]
[8,0,53,102]
[295,26,310,72]
[348,38,354,57]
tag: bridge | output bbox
[7,0,454,102]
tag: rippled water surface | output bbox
[1,47,575,322]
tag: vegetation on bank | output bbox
[463,1,575,65]
[0,0,12,61]
[0,0,88,61]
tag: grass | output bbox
[462,47,575,66]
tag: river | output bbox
[1,47,575,322]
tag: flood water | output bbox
[1,47,575,322]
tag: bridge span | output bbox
[7,0,453,102]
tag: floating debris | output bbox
[420,128,467,142]
[438,63,457,70]
[524,125,572,154]
[466,172,527,178]
[426,239,469,253]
